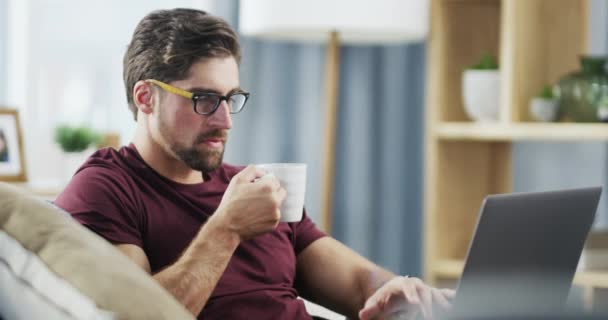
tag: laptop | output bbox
[447,187,602,318]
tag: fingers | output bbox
[276,187,287,203]
[400,277,430,319]
[359,276,454,320]
[432,288,451,310]
[238,165,266,182]
[358,302,382,320]
[440,288,456,301]
[401,285,419,306]
[359,287,389,320]
[257,173,281,191]
[418,284,433,319]
[405,286,428,319]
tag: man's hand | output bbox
[359,276,455,320]
[213,165,287,240]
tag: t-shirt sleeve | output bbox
[293,208,327,255]
[55,166,144,248]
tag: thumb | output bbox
[236,165,265,183]
[359,303,382,320]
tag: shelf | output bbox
[434,259,608,289]
[435,122,608,141]
[434,259,465,279]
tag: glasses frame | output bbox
[146,79,250,115]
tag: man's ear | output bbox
[133,81,154,115]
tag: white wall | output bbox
[0,0,7,101]
[1,0,219,187]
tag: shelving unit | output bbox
[424,0,608,311]
[436,122,608,141]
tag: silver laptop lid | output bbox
[451,187,602,317]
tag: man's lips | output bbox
[200,138,225,148]
[195,130,228,148]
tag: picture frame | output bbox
[0,108,27,181]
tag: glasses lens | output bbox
[194,95,220,114]
[228,93,247,113]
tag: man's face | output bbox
[152,56,240,173]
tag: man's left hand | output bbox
[358,276,455,320]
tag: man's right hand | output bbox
[212,165,287,241]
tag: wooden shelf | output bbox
[434,259,466,279]
[434,259,608,289]
[575,270,608,288]
[435,122,608,141]
[423,0,606,308]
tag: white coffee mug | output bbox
[256,163,307,222]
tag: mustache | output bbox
[194,129,228,144]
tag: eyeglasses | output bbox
[146,79,250,115]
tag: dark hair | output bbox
[123,8,241,120]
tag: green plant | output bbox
[469,53,499,70]
[54,125,101,153]
[538,84,555,99]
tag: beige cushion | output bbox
[0,182,194,320]
[0,230,114,319]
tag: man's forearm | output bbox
[358,266,396,308]
[296,237,399,319]
[153,215,239,316]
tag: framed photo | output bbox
[0,109,26,181]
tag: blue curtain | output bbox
[219,2,426,277]
[333,45,425,275]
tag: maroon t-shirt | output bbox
[55,144,326,319]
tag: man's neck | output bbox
[132,130,204,185]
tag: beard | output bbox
[158,116,227,173]
[175,131,226,173]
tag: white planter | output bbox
[62,149,94,182]
[462,70,500,122]
[529,97,558,122]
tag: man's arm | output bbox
[296,237,394,319]
[115,165,287,316]
[116,215,239,315]
[297,237,453,319]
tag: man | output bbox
[56,8,453,320]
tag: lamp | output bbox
[239,0,429,233]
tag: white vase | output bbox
[529,97,558,122]
[462,70,500,122]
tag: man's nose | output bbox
[207,101,232,129]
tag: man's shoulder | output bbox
[66,146,144,189]
[79,146,137,174]
[56,147,141,207]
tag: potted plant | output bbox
[54,125,101,153]
[529,85,558,122]
[462,53,500,122]
[555,56,608,122]
[54,125,101,181]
